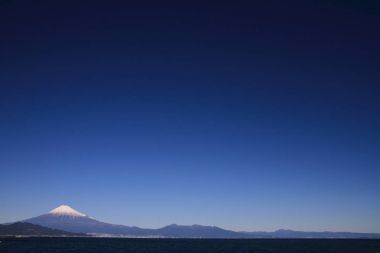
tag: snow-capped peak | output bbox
[49,205,87,217]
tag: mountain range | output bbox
[5,205,378,238]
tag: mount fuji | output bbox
[23,205,150,236]
[21,205,380,238]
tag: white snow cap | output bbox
[49,204,87,217]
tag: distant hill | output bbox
[21,205,380,238]
[0,222,84,236]
[155,224,242,238]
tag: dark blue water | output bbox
[0,237,379,253]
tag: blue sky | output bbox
[0,1,379,232]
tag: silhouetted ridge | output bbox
[0,222,84,236]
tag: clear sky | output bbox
[0,1,379,233]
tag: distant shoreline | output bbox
[1,236,380,240]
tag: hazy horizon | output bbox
[4,204,380,234]
[1,1,379,234]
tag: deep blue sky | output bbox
[1,1,379,232]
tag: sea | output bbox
[0,237,379,253]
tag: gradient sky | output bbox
[1,1,379,233]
